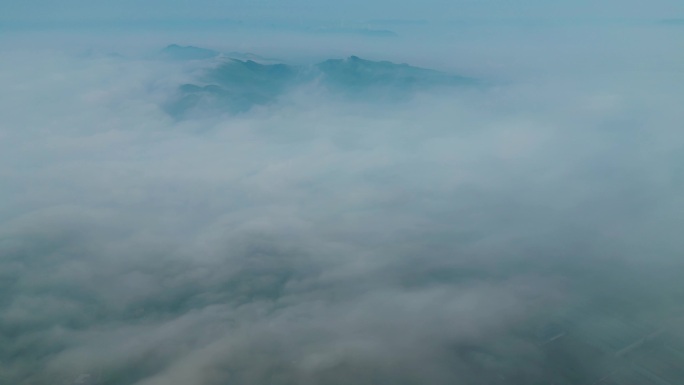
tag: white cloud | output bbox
[1,25,684,384]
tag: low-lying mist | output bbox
[1,24,684,384]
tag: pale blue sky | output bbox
[2,0,683,23]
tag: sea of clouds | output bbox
[1,22,684,384]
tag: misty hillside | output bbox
[317,55,474,92]
[166,59,303,116]
[164,45,476,118]
[159,44,221,60]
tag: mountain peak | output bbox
[160,44,219,60]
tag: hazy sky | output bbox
[2,0,683,23]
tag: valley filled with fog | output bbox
[1,18,684,385]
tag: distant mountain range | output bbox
[161,45,478,118]
[159,44,220,60]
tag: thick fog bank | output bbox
[1,27,684,384]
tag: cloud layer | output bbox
[2,25,684,384]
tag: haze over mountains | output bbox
[2,12,684,385]
[160,45,477,118]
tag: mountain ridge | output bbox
[161,45,478,118]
